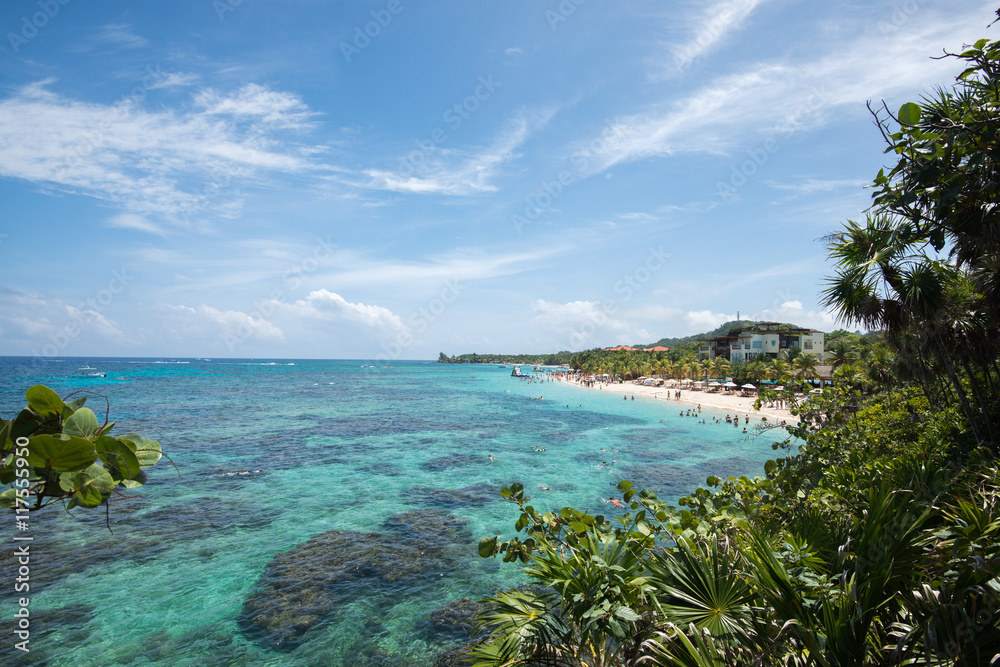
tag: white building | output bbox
[699,323,826,363]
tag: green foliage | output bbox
[0,385,164,513]
[467,15,1000,665]
[470,379,1000,665]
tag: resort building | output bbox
[698,322,826,363]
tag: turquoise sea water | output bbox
[0,358,787,666]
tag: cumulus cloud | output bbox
[273,289,405,333]
[163,304,284,348]
[0,287,128,356]
[531,299,632,350]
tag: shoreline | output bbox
[554,376,798,425]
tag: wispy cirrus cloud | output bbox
[577,11,984,177]
[661,0,770,76]
[85,23,150,50]
[147,72,200,90]
[106,213,169,237]
[0,80,328,226]
[362,109,555,196]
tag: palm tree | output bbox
[792,353,820,382]
[745,360,767,384]
[828,338,858,369]
[781,346,803,364]
[709,356,730,382]
[767,359,790,383]
[821,213,998,443]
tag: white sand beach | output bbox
[557,376,798,425]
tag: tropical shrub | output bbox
[0,385,164,514]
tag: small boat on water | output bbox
[77,365,107,377]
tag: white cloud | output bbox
[363,109,555,195]
[505,47,524,55]
[531,299,632,350]
[163,304,284,345]
[751,300,839,331]
[319,246,566,288]
[766,178,868,194]
[0,80,327,226]
[577,14,984,176]
[663,0,770,76]
[147,72,200,90]
[0,288,128,355]
[194,83,318,129]
[106,213,168,236]
[273,289,405,333]
[91,24,149,49]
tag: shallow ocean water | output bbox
[0,358,789,666]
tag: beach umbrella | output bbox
[708,381,720,386]
[723,381,738,387]
[741,383,756,389]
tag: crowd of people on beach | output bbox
[495,367,792,510]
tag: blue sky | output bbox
[0,0,995,360]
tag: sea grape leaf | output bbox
[119,469,147,489]
[66,463,114,509]
[27,434,97,472]
[68,484,104,509]
[63,408,100,440]
[0,488,17,509]
[118,434,162,468]
[26,385,65,416]
[11,408,51,440]
[479,536,497,558]
[96,436,141,481]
